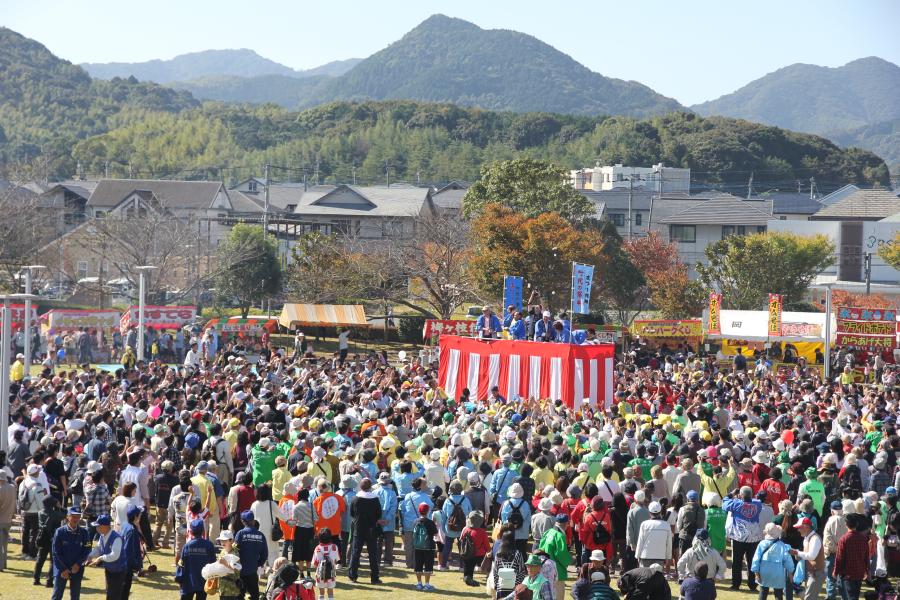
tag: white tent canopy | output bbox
[708,310,833,342]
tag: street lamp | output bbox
[22,265,45,375]
[135,266,158,362]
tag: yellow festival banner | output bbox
[768,293,783,337]
[708,292,722,335]
[632,319,703,338]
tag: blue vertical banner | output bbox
[503,275,524,311]
[571,262,595,314]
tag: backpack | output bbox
[69,468,86,497]
[272,583,302,600]
[507,499,525,530]
[447,498,466,533]
[18,483,34,512]
[590,513,611,545]
[413,519,431,550]
[459,531,476,559]
[315,553,334,582]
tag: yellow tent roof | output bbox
[278,304,368,328]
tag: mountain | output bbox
[155,15,682,116]
[693,57,900,134]
[0,27,196,172]
[692,57,900,172]
[82,49,361,83]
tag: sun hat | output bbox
[538,497,554,511]
[525,554,543,567]
[217,530,234,542]
[589,549,605,562]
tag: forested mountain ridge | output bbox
[0,26,890,191]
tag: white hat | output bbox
[27,464,41,476]
[648,501,662,514]
[508,483,524,499]
[216,530,234,542]
[538,497,554,511]
[634,490,646,503]
[753,451,769,464]
[542,310,552,318]
[259,438,272,449]
[429,449,441,461]
[135,409,148,422]
[589,549,606,562]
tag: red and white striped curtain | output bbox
[438,336,614,409]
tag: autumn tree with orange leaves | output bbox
[624,232,705,319]
[468,204,607,311]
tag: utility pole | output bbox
[865,252,872,295]
[314,158,320,185]
[104,161,109,179]
[627,176,634,239]
[352,164,357,186]
[746,172,754,199]
[385,162,390,188]
[809,177,817,200]
[263,163,270,233]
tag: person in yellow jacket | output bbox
[698,455,736,507]
[271,455,291,501]
[191,460,220,539]
[10,353,25,382]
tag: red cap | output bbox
[418,502,430,515]
[794,517,813,529]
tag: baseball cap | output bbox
[648,501,662,514]
[67,507,82,516]
[190,518,205,533]
[886,487,898,496]
[216,530,234,542]
[240,510,254,522]
[126,505,143,519]
[794,517,813,529]
[91,515,112,527]
[687,490,699,502]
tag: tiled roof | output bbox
[87,179,224,209]
[810,189,900,220]
[659,195,772,225]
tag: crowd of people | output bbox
[0,321,898,600]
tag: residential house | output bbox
[818,184,860,206]
[38,180,99,233]
[656,194,773,275]
[430,181,469,218]
[759,191,823,221]
[769,188,900,284]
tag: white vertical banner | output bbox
[528,355,542,400]
[467,353,481,397]
[507,354,521,400]
[549,357,563,401]
[488,354,501,391]
[573,359,584,412]
[588,358,598,407]
[445,348,460,400]
[604,357,614,409]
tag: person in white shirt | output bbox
[85,514,126,593]
[634,501,673,568]
[111,482,140,532]
[423,449,449,494]
[183,341,200,371]
[790,517,825,600]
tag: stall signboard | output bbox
[120,305,197,332]
[423,319,478,342]
[44,309,121,331]
[632,319,703,338]
[835,306,897,351]
[0,304,38,329]
[570,262,594,315]
[780,321,823,338]
[767,294,783,337]
[708,292,722,335]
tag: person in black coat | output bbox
[348,478,383,584]
[618,563,672,600]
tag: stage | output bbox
[438,335,615,409]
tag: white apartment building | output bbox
[570,162,690,194]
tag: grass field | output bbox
[0,536,768,600]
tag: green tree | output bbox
[462,158,595,222]
[697,232,835,309]
[877,232,900,270]
[215,224,282,317]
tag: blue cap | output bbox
[67,506,82,516]
[886,487,898,496]
[555,513,569,523]
[185,432,200,449]
[695,528,709,540]
[240,510,254,522]
[126,505,143,519]
[91,515,111,527]
[687,490,699,502]
[190,518,205,532]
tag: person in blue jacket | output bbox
[508,312,527,340]
[503,304,516,329]
[401,478,434,569]
[374,472,399,567]
[440,481,473,568]
[178,519,216,600]
[750,523,794,598]
[533,311,556,342]
[500,482,532,556]
[51,507,92,600]
[476,306,502,339]
[120,505,143,599]
[234,510,268,600]
[86,514,126,600]
[553,321,572,343]
[489,454,519,515]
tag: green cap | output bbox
[525,554,543,567]
[804,467,817,479]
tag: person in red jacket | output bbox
[460,511,491,587]
[758,468,787,512]
[567,485,588,566]
[580,496,613,567]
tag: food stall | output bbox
[631,319,703,353]
[41,308,123,363]
[204,315,278,349]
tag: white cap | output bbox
[542,311,552,318]
[648,501,662,514]
[216,530,234,541]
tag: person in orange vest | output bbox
[278,482,298,560]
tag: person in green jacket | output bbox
[704,494,727,554]
[798,467,826,516]
[628,446,653,482]
[538,514,571,600]
[582,440,606,480]
[250,437,279,487]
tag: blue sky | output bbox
[4,0,899,105]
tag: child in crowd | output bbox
[413,502,439,591]
[311,528,340,600]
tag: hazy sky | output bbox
[4,0,899,105]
